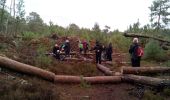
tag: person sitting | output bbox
[53,44,60,60]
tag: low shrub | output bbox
[144,40,166,61]
[22,32,41,40]
[143,90,164,100]
[111,33,131,52]
[163,60,170,67]
[36,46,52,68]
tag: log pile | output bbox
[0,56,170,87]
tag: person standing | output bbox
[93,41,103,64]
[129,38,142,67]
[64,39,71,57]
[106,43,113,61]
[79,41,83,54]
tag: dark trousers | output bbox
[131,57,141,67]
[79,48,83,54]
[84,48,88,54]
[54,54,60,60]
[96,53,101,64]
[107,53,112,61]
[65,50,70,57]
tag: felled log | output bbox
[54,75,122,84]
[97,64,113,76]
[84,76,121,84]
[124,33,170,44]
[55,75,81,83]
[78,56,93,62]
[122,67,170,74]
[102,61,113,66]
[0,56,55,81]
[45,52,77,56]
[122,74,170,87]
[64,57,93,63]
[124,33,170,43]
[64,58,83,62]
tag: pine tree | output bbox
[149,0,170,30]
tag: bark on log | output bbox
[54,75,81,83]
[54,75,122,84]
[124,33,170,44]
[84,76,121,84]
[78,56,93,62]
[122,67,170,74]
[64,58,84,62]
[64,57,93,63]
[102,61,113,66]
[122,74,170,87]
[97,64,113,76]
[0,56,55,81]
[45,52,77,56]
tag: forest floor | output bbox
[0,35,170,100]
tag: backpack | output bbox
[79,43,83,49]
[136,46,144,57]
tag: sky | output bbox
[7,0,154,32]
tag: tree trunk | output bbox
[122,67,170,74]
[0,0,6,32]
[122,74,170,87]
[97,64,113,76]
[0,56,55,81]
[54,75,122,84]
[124,33,170,44]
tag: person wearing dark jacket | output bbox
[106,43,113,61]
[53,44,60,60]
[129,38,141,67]
[93,41,103,64]
[64,39,71,57]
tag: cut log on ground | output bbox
[122,67,170,74]
[84,76,122,84]
[64,58,84,62]
[64,57,93,63]
[55,75,81,83]
[0,56,55,81]
[97,64,113,76]
[124,33,170,44]
[122,74,170,87]
[54,75,122,84]
[78,56,93,62]
[45,52,77,56]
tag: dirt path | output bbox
[56,83,137,100]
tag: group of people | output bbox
[78,40,89,54]
[52,37,143,67]
[53,39,71,60]
[52,39,113,63]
